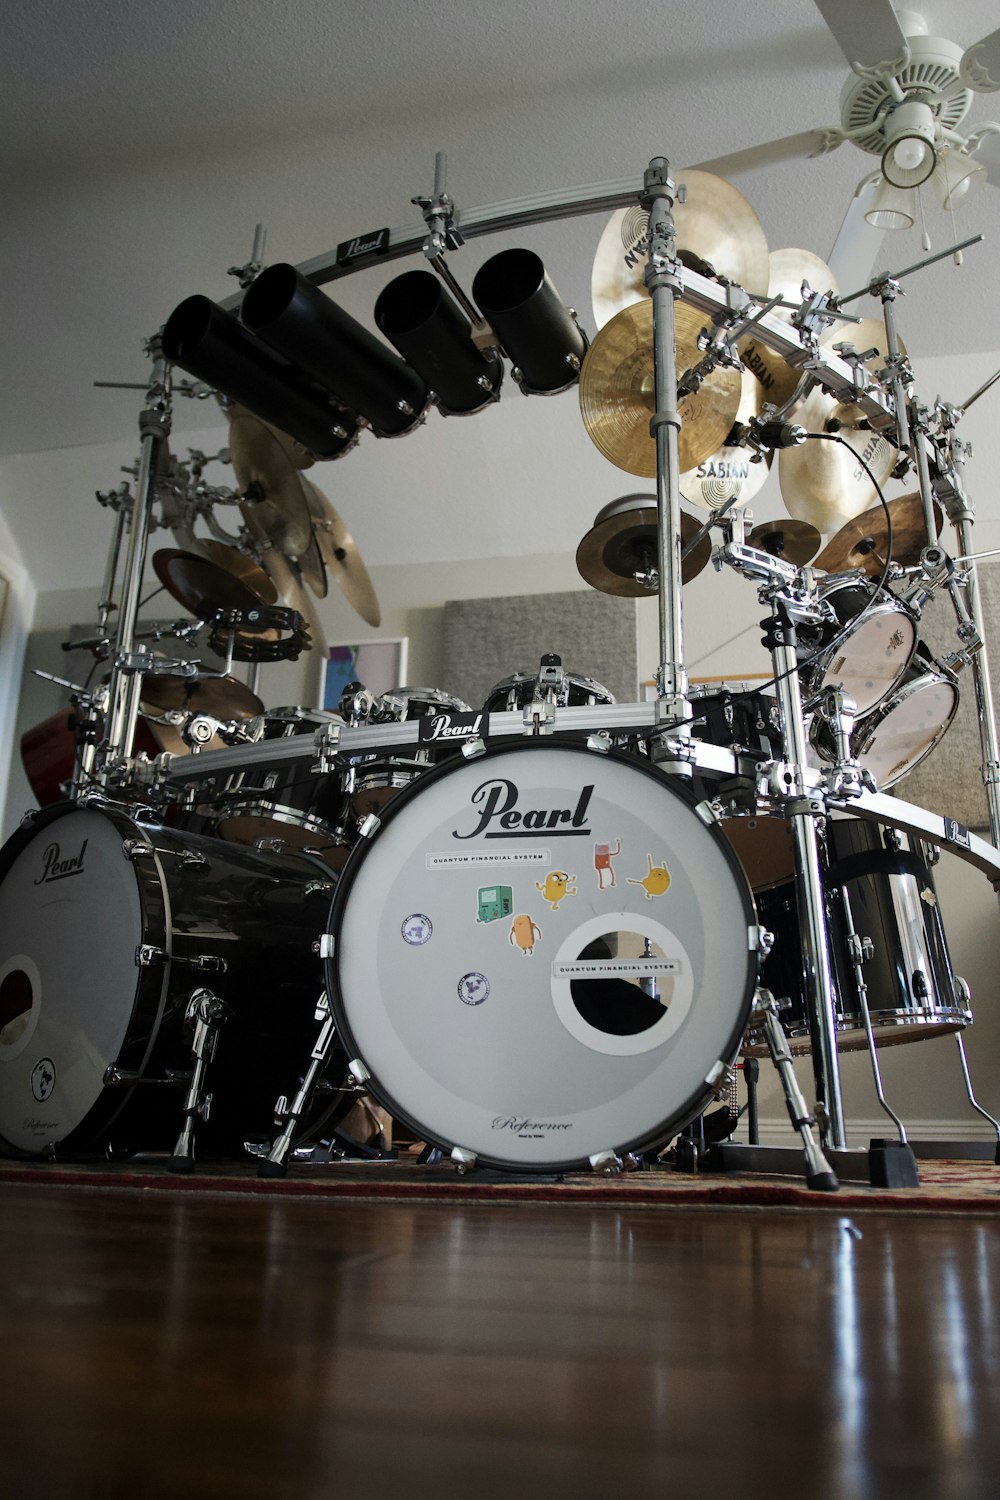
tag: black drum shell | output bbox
[374,269,502,414]
[471,248,587,394]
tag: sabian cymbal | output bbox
[228,407,314,557]
[303,479,381,627]
[580,300,743,477]
[591,170,770,328]
[815,491,943,577]
[679,368,772,511]
[748,518,821,566]
[778,319,903,533]
[190,540,278,604]
[152,549,274,617]
[255,543,312,624]
[140,673,264,721]
[576,494,711,596]
[738,248,840,408]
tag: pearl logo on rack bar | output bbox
[453,780,594,840]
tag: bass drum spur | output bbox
[324,739,757,1171]
[0,802,338,1158]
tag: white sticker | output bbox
[427,849,550,869]
[401,914,433,946]
[552,958,681,980]
[458,972,490,1005]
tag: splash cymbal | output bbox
[303,479,381,627]
[140,672,264,721]
[815,491,943,576]
[228,407,314,557]
[580,300,742,477]
[152,549,274,617]
[738,247,840,408]
[591,170,770,329]
[576,494,711,597]
[748,518,821,566]
[679,368,772,511]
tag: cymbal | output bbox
[591,170,770,328]
[748,518,821,566]
[140,672,264,721]
[228,407,314,557]
[738,248,840,408]
[190,540,278,604]
[303,479,381,627]
[815,491,943,577]
[580,300,743,477]
[778,319,903,533]
[576,494,711,597]
[679,368,772,511]
[255,543,312,623]
[152,549,274,618]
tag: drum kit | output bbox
[3,152,1000,1189]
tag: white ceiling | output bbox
[3,0,1000,593]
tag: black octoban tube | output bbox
[472,248,586,394]
[241,264,428,435]
[374,270,502,415]
[162,295,358,458]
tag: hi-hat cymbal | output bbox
[140,673,264,721]
[679,368,772,511]
[591,171,770,328]
[152,549,274,617]
[748,518,821,566]
[815,491,943,577]
[576,495,711,597]
[303,479,381,627]
[738,248,840,408]
[228,407,314,557]
[580,300,743,477]
[778,319,903,533]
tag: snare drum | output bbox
[800,575,917,715]
[213,707,350,866]
[324,738,757,1171]
[483,670,615,715]
[0,802,339,1157]
[751,816,970,1054]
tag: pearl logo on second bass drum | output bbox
[34,840,88,885]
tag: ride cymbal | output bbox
[152,549,274,617]
[738,247,840,409]
[680,368,772,511]
[748,518,821,566]
[228,407,314,557]
[303,479,381,627]
[576,495,711,597]
[580,300,742,477]
[815,491,943,577]
[591,170,770,328]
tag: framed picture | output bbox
[322,637,408,711]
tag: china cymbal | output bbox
[738,248,840,408]
[580,300,743,477]
[778,319,903,533]
[591,170,770,329]
[190,540,278,604]
[576,494,711,597]
[228,407,314,557]
[815,491,943,577]
[303,479,381,627]
[140,673,264,721]
[679,368,772,511]
[748,518,821,566]
[152,549,274,617]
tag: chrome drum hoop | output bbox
[800,577,917,716]
[851,660,959,791]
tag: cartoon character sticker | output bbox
[535,870,577,910]
[509,913,543,956]
[594,839,621,889]
[627,855,672,901]
[477,885,513,923]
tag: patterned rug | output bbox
[1,1154,997,1214]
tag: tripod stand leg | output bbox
[757,990,839,1192]
[955,1030,1000,1164]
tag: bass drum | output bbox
[325,739,757,1171]
[0,801,339,1158]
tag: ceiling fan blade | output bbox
[691,129,840,179]
[814,0,909,75]
[827,181,886,298]
[960,27,1000,92]
[974,132,1000,181]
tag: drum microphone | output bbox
[748,418,807,449]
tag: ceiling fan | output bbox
[694,1,1000,291]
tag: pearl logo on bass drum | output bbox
[34,840,88,886]
[453,779,594,840]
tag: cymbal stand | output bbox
[100,344,172,773]
[641,157,690,738]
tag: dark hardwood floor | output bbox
[1,1185,998,1498]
